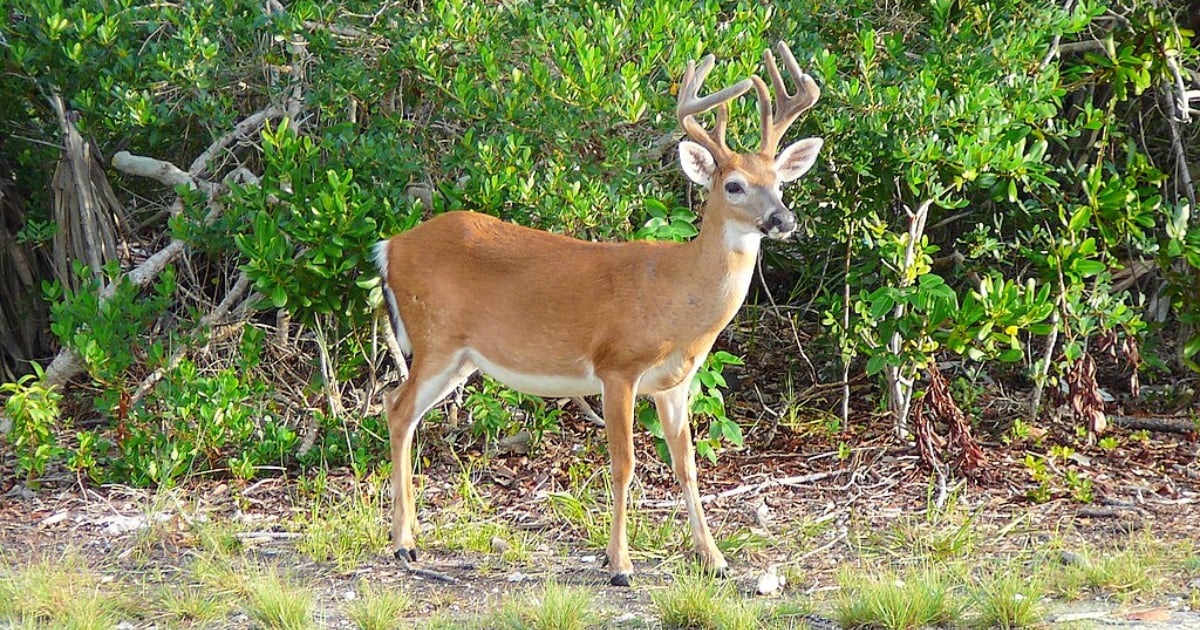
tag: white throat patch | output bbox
[723,222,763,254]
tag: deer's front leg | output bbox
[653,382,728,575]
[601,377,637,586]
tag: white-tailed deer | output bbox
[374,42,822,586]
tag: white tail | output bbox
[376,42,822,586]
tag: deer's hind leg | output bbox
[386,353,474,562]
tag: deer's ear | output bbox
[679,140,717,188]
[775,137,823,183]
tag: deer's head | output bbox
[676,43,823,248]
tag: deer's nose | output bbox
[762,210,796,239]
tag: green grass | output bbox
[425,514,537,563]
[346,579,413,630]
[155,580,235,625]
[491,581,601,630]
[547,471,687,562]
[971,568,1045,629]
[1039,536,1172,602]
[651,572,762,630]
[293,479,391,570]
[187,554,318,628]
[856,511,980,562]
[242,566,317,630]
[0,552,135,629]
[191,515,246,556]
[833,565,962,630]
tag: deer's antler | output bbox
[676,54,754,163]
[752,42,821,157]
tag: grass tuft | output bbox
[651,572,761,630]
[1040,536,1170,602]
[155,579,235,624]
[425,515,536,563]
[242,566,317,630]
[294,482,390,570]
[346,579,412,630]
[834,565,962,630]
[972,569,1045,629]
[0,552,134,629]
[493,581,600,630]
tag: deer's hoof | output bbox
[394,547,418,563]
[609,573,631,587]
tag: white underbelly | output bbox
[467,350,602,397]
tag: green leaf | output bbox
[720,420,744,446]
[1184,334,1200,361]
[866,353,887,376]
[999,348,1024,362]
[269,285,288,308]
[1073,259,1107,277]
[1068,206,1092,232]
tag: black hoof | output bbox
[394,547,418,563]
[712,566,729,579]
[609,573,631,587]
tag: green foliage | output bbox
[691,351,746,463]
[464,378,563,444]
[4,0,1199,482]
[47,263,176,386]
[228,120,406,324]
[1023,445,1095,504]
[108,359,295,487]
[0,364,64,484]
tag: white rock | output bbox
[756,568,785,596]
[99,515,146,536]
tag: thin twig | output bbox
[129,272,252,405]
[640,469,845,509]
[571,397,606,428]
[756,256,817,382]
[1028,309,1060,423]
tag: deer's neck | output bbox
[677,207,761,321]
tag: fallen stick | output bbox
[571,396,606,428]
[641,469,845,509]
[394,555,460,584]
[1111,415,1197,434]
[708,469,845,502]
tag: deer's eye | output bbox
[724,181,744,195]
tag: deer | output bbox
[373,42,822,586]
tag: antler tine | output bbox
[759,41,821,156]
[677,54,753,162]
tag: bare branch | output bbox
[40,104,286,388]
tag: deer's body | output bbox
[376,43,823,586]
[377,210,756,398]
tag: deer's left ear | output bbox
[775,138,823,183]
